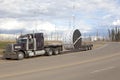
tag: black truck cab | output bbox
[4,33,63,60]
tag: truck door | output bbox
[28,39,34,50]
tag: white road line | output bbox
[91,66,116,74]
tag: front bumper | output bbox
[3,51,18,59]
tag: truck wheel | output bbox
[5,58,11,60]
[87,46,90,50]
[17,52,24,60]
[53,48,59,55]
[90,46,92,50]
[85,47,88,51]
[46,48,53,56]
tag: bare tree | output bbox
[108,26,120,41]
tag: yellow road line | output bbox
[0,52,120,79]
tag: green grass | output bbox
[0,41,14,49]
[0,41,15,54]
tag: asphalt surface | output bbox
[0,42,120,80]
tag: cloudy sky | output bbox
[0,0,120,36]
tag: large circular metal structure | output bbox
[63,29,82,50]
[73,29,82,49]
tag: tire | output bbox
[84,47,88,51]
[17,52,24,60]
[58,48,61,54]
[5,58,11,60]
[45,48,53,56]
[53,48,59,55]
[90,46,92,50]
[87,46,90,50]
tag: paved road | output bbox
[0,42,120,80]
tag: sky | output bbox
[0,0,120,36]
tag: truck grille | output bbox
[5,44,13,52]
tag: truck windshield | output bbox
[17,39,27,44]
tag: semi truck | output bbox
[3,30,93,60]
[3,33,63,60]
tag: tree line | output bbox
[108,27,120,41]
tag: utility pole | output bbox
[72,5,76,29]
[55,25,58,41]
[96,29,99,41]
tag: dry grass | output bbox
[91,41,106,49]
[83,41,107,49]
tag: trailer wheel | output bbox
[45,48,53,56]
[58,48,61,54]
[53,48,59,55]
[17,52,24,60]
[90,46,92,50]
